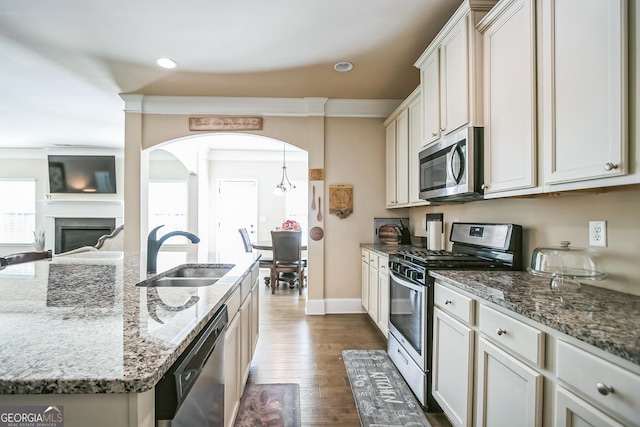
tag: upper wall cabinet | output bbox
[540,0,628,188]
[385,88,422,208]
[479,0,539,197]
[415,0,498,146]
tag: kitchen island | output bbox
[0,250,258,426]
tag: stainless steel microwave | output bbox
[418,127,484,202]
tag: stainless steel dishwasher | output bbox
[155,305,228,427]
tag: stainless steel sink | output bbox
[145,277,220,287]
[136,264,235,287]
[165,265,234,279]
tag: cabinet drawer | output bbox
[250,263,259,283]
[240,273,252,302]
[368,252,379,269]
[434,283,474,325]
[226,287,241,318]
[478,304,544,367]
[378,255,389,275]
[557,340,640,424]
[361,249,369,264]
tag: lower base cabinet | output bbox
[555,387,625,427]
[432,308,474,427]
[224,263,260,427]
[475,337,543,427]
[223,311,241,427]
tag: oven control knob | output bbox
[414,271,423,281]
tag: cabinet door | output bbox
[482,0,537,195]
[555,387,625,427]
[440,14,469,135]
[385,121,397,207]
[224,314,241,427]
[377,267,389,338]
[408,93,427,205]
[395,109,410,205]
[250,281,259,356]
[361,254,370,312]
[541,0,627,185]
[422,50,441,145]
[239,296,251,389]
[476,337,543,427]
[433,308,474,427]
[368,265,379,324]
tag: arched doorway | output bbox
[144,132,309,266]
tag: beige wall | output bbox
[323,117,408,299]
[409,187,640,295]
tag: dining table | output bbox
[251,241,308,251]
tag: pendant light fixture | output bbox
[274,144,296,195]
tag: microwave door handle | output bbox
[448,144,464,184]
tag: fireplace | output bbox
[54,218,116,254]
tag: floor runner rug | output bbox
[343,349,432,427]
[234,383,300,427]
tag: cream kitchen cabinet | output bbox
[385,87,426,208]
[376,253,390,338]
[556,340,640,426]
[433,277,640,427]
[415,0,497,144]
[225,263,260,427]
[224,288,241,427]
[384,102,410,208]
[555,387,625,427]
[361,249,370,312]
[361,248,390,337]
[433,308,474,427]
[478,0,539,197]
[540,0,628,189]
[476,337,543,427]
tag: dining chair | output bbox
[269,230,304,295]
[238,228,273,284]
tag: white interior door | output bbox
[216,180,258,258]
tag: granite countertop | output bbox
[360,243,419,255]
[429,270,640,367]
[0,250,258,394]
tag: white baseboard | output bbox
[305,298,326,315]
[326,298,367,314]
[306,298,366,315]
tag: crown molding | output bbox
[120,95,402,118]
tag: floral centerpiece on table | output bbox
[281,219,301,231]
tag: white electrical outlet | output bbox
[589,220,607,247]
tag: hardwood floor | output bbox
[245,272,452,426]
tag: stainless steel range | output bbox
[387,222,522,410]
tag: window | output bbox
[285,180,309,245]
[148,180,188,239]
[0,180,36,244]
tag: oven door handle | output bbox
[390,271,424,292]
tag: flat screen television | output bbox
[47,155,117,194]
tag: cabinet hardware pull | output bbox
[481,183,487,190]
[596,383,614,395]
[440,128,446,133]
[496,328,507,336]
[444,299,452,305]
[431,132,438,137]
[604,162,619,171]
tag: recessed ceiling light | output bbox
[333,61,353,72]
[156,57,177,69]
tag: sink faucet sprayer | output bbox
[147,225,200,274]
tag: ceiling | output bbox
[0,0,462,150]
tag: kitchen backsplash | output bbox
[409,186,640,296]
